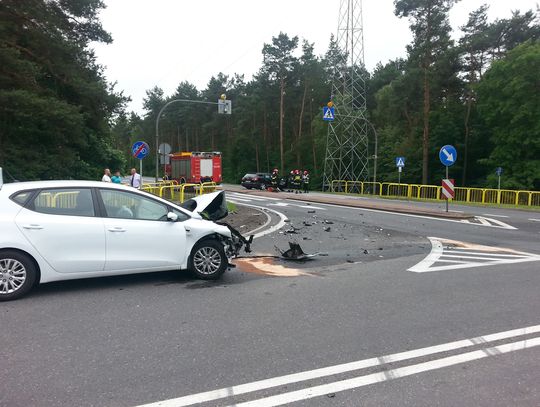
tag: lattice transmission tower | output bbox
[323,0,368,189]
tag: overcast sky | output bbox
[92,0,538,114]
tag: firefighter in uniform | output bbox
[302,170,310,193]
[287,170,294,192]
[271,168,279,192]
[293,170,302,193]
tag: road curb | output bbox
[224,187,474,220]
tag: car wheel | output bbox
[0,251,37,301]
[189,240,227,280]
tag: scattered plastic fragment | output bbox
[278,242,319,261]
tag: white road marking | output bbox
[229,192,281,201]
[482,213,509,218]
[408,237,540,273]
[234,336,540,407]
[449,210,464,213]
[229,191,518,229]
[276,200,517,230]
[460,216,516,230]
[529,218,540,222]
[407,238,444,272]
[297,205,325,210]
[134,324,540,407]
[228,197,254,202]
[268,202,326,211]
[226,201,288,239]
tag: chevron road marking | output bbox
[408,237,540,273]
[460,216,516,230]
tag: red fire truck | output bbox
[167,151,222,184]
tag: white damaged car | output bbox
[0,180,250,301]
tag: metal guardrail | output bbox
[329,180,540,207]
[141,181,219,203]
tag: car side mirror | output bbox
[167,212,179,222]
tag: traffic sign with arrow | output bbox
[439,145,457,167]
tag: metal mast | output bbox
[323,0,368,189]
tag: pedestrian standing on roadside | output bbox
[130,168,141,189]
[102,168,111,182]
[111,170,122,184]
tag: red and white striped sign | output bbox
[442,179,455,199]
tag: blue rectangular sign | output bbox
[396,157,406,168]
[322,107,335,121]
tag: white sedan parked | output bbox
[0,180,240,301]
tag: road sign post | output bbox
[159,142,172,178]
[395,157,405,184]
[496,167,503,190]
[441,178,455,210]
[132,141,150,179]
[439,145,457,212]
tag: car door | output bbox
[15,188,106,273]
[98,188,188,271]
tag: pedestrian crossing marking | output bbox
[409,237,540,273]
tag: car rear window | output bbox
[10,191,33,206]
[243,174,255,178]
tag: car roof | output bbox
[0,180,131,193]
[1,180,194,216]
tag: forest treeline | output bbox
[1,0,539,189]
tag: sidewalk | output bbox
[223,185,473,220]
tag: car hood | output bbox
[181,190,228,221]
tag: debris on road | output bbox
[278,242,320,261]
[323,226,331,232]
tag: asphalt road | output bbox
[1,189,539,407]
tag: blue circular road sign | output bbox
[132,141,150,160]
[439,145,457,167]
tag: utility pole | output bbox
[323,0,369,190]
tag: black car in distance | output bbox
[241,173,272,190]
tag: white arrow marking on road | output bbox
[134,325,540,407]
[460,216,516,230]
[442,148,454,162]
[408,237,540,273]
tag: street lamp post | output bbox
[155,97,230,182]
